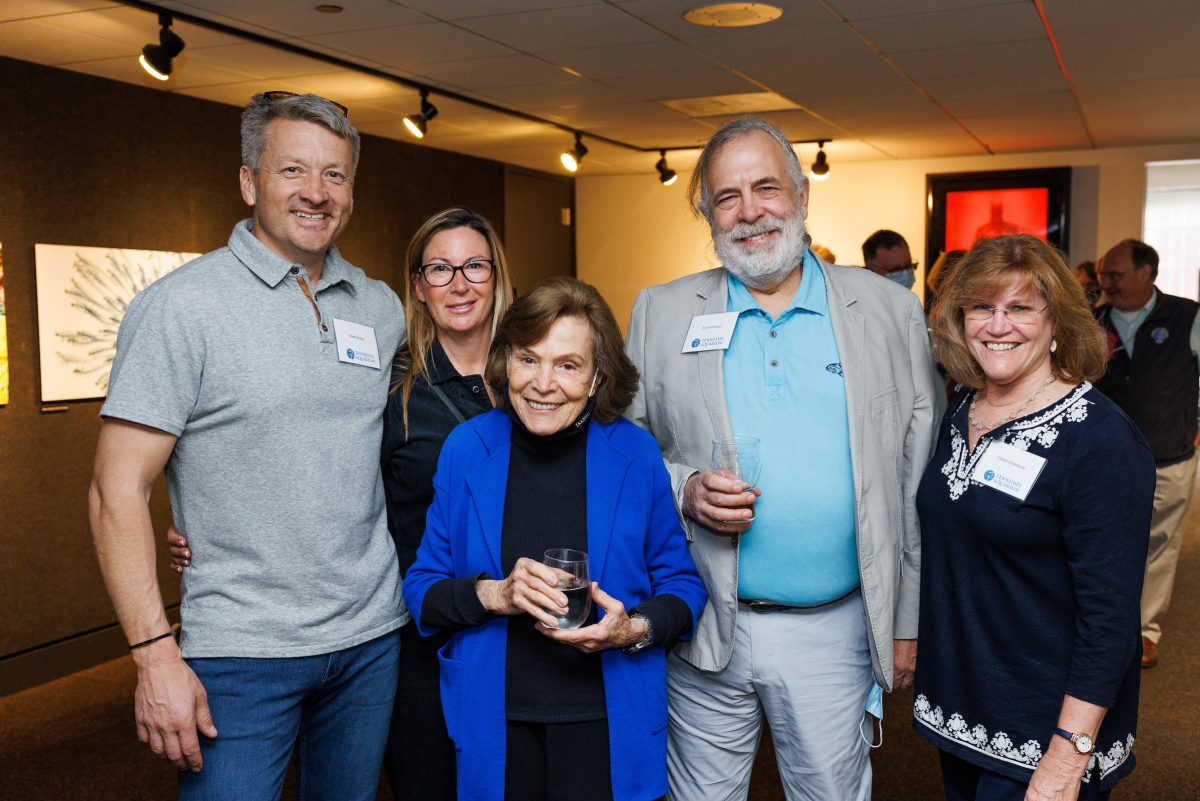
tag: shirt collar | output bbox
[228,218,354,292]
[725,248,827,317]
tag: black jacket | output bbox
[1096,291,1199,466]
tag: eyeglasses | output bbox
[890,262,919,273]
[418,259,495,286]
[261,90,349,117]
[961,303,1048,325]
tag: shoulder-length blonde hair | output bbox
[393,208,514,435]
[484,277,638,424]
[930,235,1107,389]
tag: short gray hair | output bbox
[687,117,807,223]
[240,92,361,174]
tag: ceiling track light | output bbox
[561,132,588,173]
[655,150,678,186]
[810,139,830,181]
[403,89,439,139]
[139,12,185,81]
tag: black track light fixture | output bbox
[560,132,588,173]
[655,150,678,186]
[403,89,439,139]
[810,140,830,181]
[139,12,185,81]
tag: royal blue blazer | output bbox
[404,409,707,801]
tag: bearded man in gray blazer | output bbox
[625,118,937,801]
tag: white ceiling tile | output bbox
[940,91,1076,118]
[399,0,608,21]
[892,38,1057,80]
[833,0,1026,19]
[852,3,1045,55]
[1046,0,1200,84]
[186,41,344,79]
[307,22,515,70]
[163,0,428,37]
[541,40,718,79]
[453,4,666,53]
[597,69,760,102]
[611,0,836,41]
[63,52,257,89]
[0,17,132,62]
[474,79,634,112]
[0,0,117,23]
[420,54,574,91]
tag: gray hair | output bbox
[687,117,808,222]
[240,92,361,174]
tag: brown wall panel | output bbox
[0,55,520,681]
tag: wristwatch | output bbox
[623,612,655,654]
[1053,727,1095,755]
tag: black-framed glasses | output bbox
[890,262,919,273]
[418,260,495,286]
[261,90,349,117]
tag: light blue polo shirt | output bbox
[724,252,859,605]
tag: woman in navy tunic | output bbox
[914,235,1155,801]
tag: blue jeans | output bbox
[179,630,400,801]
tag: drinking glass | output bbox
[542,548,591,629]
[712,436,762,489]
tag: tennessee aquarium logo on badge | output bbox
[346,348,355,360]
[983,470,996,481]
[691,338,701,348]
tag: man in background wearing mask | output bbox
[863,229,917,290]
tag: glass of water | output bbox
[542,548,591,629]
[712,436,762,489]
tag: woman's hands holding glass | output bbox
[475,558,571,627]
[537,583,648,654]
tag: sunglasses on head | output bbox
[261,90,349,117]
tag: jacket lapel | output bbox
[696,272,734,440]
[823,263,866,510]
[466,412,513,576]
[585,423,631,586]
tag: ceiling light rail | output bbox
[117,0,832,178]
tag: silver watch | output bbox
[623,612,655,654]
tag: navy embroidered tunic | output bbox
[913,383,1154,791]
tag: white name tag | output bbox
[681,311,739,353]
[333,318,381,369]
[971,441,1047,501]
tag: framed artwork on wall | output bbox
[1,241,8,406]
[925,167,1072,299]
[35,244,199,402]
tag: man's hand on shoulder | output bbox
[131,637,217,772]
[682,470,760,536]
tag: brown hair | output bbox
[392,208,514,436]
[930,235,1107,389]
[485,277,638,424]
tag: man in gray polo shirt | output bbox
[89,92,405,800]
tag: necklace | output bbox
[968,373,1055,432]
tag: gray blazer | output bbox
[625,260,938,689]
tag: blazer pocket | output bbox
[437,644,465,748]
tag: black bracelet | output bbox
[129,631,175,651]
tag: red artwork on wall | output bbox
[944,188,1050,251]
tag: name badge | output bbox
[333,318,381,369]
[971,441,1047,501]
[681,311,739,353]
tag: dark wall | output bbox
[0,55,516,690]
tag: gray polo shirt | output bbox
[102,219,408,658]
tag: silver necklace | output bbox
[968,374,1055,432]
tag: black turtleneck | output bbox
[418,399,694,722]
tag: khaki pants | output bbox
[1142,453,1199,643]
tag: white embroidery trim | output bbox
[914,694,1135,781]
[941,382,1093,501]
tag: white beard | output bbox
[713,212,808,290]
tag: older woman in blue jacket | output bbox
[404,277,706,801]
